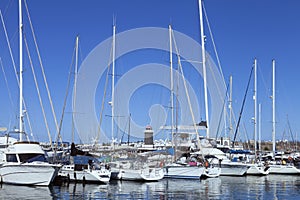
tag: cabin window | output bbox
[19,153,47,163]
[74,164,88,171]
[6,154,18,162]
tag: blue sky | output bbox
[0,0,300,144]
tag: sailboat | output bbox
[188,0,251,177]
[163,1,222,180]
[0,0,61,186]
[266,60,300,174]
[207,60,269,176]
[58,143,111,184]
[106,24,164,181]
[245,58,269,175]
[110,156,165,181]
[57,36,111,184]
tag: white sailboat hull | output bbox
[0,162,60,186]
[201,167,221,179]
[59,165,111,183]
[268,164,300,174]
[217,163,249,176]
[164,165,204,179]
[140,168,164,181]
[246,164,269,175]
[113,167,164,181]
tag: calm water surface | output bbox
[1,175,300,199]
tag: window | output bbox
[6,154,18,162]
[19,154,46,163]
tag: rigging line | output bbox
[203,2,230,132]
[257,61,271,101]
[171,28,203,120]
[1,8,33,141]
[171,32,208,139]
[178,58,199,136]
[215,81,230,139]
[223,76,239,140]
[24,35,53,147]
[75,37,84,143]
[286,115,295,144]
[174,40,203,153]
[95,40,114,144]
[24,0,60,140]
[0,9,18,86]
[1,0,14,17]
[56,38,77,147]
[203,1,226,88]
[242,121,250,149]
[72,36,79,144]
[171,28,203,127]
[120,115,129,144]
[0,57,15,123]
[232,65,254,147]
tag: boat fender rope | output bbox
[67,173,70,183]
[74,172,77,181]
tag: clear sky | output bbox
[0,0,299,144]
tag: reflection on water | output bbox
[0,184,52,200]
[1,175,300,199]
[262,175,300,200]
[51,183,109,199]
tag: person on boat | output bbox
[204,160,210,169]
[105,164,110,170]
[288,156,293,164]
[282,160,286,165]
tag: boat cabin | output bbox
[4,141,47,163]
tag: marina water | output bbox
[1,175,300,199]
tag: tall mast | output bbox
[19,0,23,141]
[258,103,262,153]
[198,0,209,138]
[254,59,257,157]
[169,25,174,148]
[272,59,276,153]
[223,98,227,138]
[72,35,79,143]
[111,24,116,145]
[128,113,131,145]
[229,75,233,138]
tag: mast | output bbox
[258,103,262,154]
[229,75,233,138]
[254,58,257,157]
[72,35,79,143]
[223,95,227,138]
[169,25,174,149]
[19,0,24,141]
[128,113,131,145]
[232,66,254,148]
[198,0,209,138]
[111,24,116,145]
[272,59,276,153]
